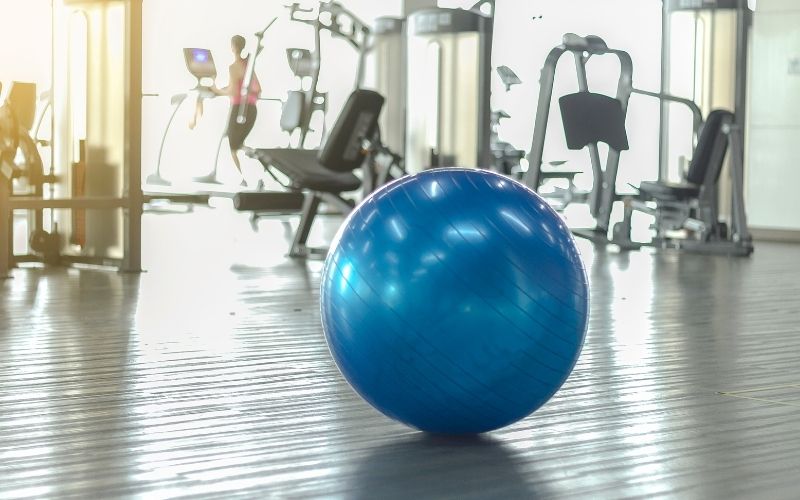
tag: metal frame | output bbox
[615,116,752,256]
[371,16,407,156]
[0,175,10,277]
[2,84,52,248]
[524,34,634,237]
[404,7,493,172]
[659,0,751,181]
[478,12,494,173]
[2,0,143,278]
[237,17,278,125]
[523,25,751,253]
[125,0,143,273]
[633,88,703,142]
[286,1,372,149]
[239,138,403,260]
[289,191,354,258]
[243,142,403,258]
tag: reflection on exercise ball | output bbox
[348,435,547,499]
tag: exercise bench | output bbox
[238,89,389,258]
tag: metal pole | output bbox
[356,45,368,89]
[708,8,717,111]
[727,123,750,242]
[123,0,143,273]
[734,1,750,130]
[632,88,703,139]
[572,51,605,220]
[237,18,277,125]
[477,15,493,169]
[149,93,187,186]
[524,46,565,191]
[301,18,323,149]
[0,174,11,278]
[597,50,634,233]
[658,2,671,182]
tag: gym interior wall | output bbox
[746,0,800,236]
[0,0,52,90]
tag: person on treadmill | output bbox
[209,35,261,182]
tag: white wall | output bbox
[746,0,800,231]
[0,0,51,99]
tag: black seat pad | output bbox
[638,180,701,201]
[253,149,361,193]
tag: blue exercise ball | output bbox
[320,168,588,434]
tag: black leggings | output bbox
[227,104,257,150]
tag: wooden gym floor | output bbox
[2,207,800,499]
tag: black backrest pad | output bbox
[318,89,384,172]
[686,109,733,186]
[559,92,629,152]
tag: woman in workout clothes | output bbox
[212,35,261,181]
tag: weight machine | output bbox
[524,34,635,245]
[524,33,752,256]
[283,1,372,149]
[2,0,143,277]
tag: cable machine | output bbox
[524,34,634,243]
[283,1,372,150]
[658,0,751,183]
[2,0,143,277]
[523,31,752,255]
[404,4,493,174]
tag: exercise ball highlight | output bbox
[320,168,588,434]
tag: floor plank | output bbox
[1,207,799,499]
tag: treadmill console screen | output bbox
[183,48,217,80]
